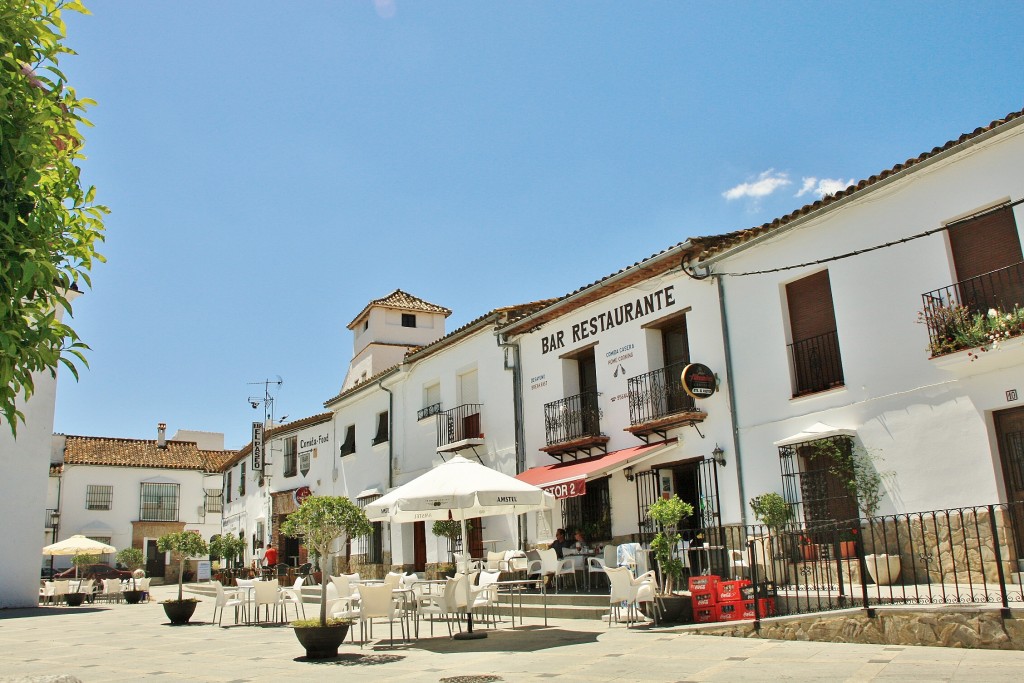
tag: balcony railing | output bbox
[436,404,483,449]
[626,360,696,425]
[920,261,1024,357]
[788,330,844,396]
[544,390,601,446]
[418,402,442,421]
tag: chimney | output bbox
[157,423,167,449]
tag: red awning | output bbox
[516,441,675,499]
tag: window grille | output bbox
[355,495,383,564]
[401,313,416,328]
[205,488,223,513]
[283,436,297,477]
[779,435,858,531]
[85,484,113,510]
[561,476,611,541]
[239,461,246,496]
[139,482,179,522]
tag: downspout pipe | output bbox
[716,273,748,526]
[378,378,394,489]
[496,331,526,549]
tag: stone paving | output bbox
[2,584,1024,682]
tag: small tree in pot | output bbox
[116,547,145,603]
[281,495,372,659]
[432,519,473,577]
[644,495,694,622]
[157,531,209,624]
[750,492,793,584]
[65,553,98,605]
[209,534,247,580]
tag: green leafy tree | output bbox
[209,534,247,569]
[116,546,144,590]
[281,496,372,627]
[70,551,97,578]
[1,0,107,434]
[646,495,693,595]
[157,531,209,602]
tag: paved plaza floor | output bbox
[3,583,1024,682]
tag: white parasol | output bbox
[42,535,117,578]
[365,455,554,639]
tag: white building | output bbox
[52,423,232,581]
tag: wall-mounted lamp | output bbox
[712,444,726,467]
[49,510,60,528]
[623,466,635,482]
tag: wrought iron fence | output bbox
[728,502,1024,624]
[920,261,1024,354]
[626,360,696,425]
[436,403,483,448]
[544,390,601,445]
[788,330,844,396]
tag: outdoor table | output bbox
[493,578,546,628]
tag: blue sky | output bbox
[54,1,1024,448]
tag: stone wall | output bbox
[697,607,1024,650]
[862,507,1018,585]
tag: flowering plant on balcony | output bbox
[920,303,1024,358]
[838,527,859,542]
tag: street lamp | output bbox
[712,444,726,467]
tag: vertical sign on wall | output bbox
[252,421,264,470]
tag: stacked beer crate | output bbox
[689,575,775,623]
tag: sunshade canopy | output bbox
[42,535,116,556]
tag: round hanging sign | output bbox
[293,485,313,507]
[681,363,717,399]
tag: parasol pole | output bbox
[453,510,486,640]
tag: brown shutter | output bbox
[949,206,1022,281]
[786,270,837,343]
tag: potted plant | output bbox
[836,527,858,559]
[156,531,209,624]
[280,495,372,659]
[116,547,146,603]
[645,495,694,622]
[798,535,818,561]
[209,534,247,582]
[750,492,793,584]
[66,553,98,605]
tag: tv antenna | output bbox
[248,376,283,426]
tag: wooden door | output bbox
[413,521,426,572]
[145,539,164,577]
[995,407,1024,557]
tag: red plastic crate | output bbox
[715,601,743,621]
[690,588,717,607]
[716,579,752,603]
[693,606,717,623]
[734,598,776,620]
[688,574,721,592]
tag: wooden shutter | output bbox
[786,270,837,342]
[949,206,1022,281]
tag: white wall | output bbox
[719,120,1024,515]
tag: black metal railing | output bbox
[418,402,442,421]
[921,261,1024,356]
[544,390,601,446]
[732,502,1024,624]
[626,360,696,425]
[436,403,483,448]
[788,330,844,396]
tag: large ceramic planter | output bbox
[293,624,350,659]
[639,595,691,623]
[65,592,85,607]
[864,554,901,585]
[123,590,143,604]
[162,599,199,625]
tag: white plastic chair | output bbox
[101,578,122,603]
[252,580,282,624]
[587,556,609,590]
[729,548,750,579]
[631,570,659,625]
[279,576,305,621]
[605,566,636,627]
[357,583,407,648]
[213,582,244,627]
[471,570,501,627]
[53,580,70,605]
[418,573,465,637]
[528,548,558,588]
[555,557,577,593]
[136,577,152,602]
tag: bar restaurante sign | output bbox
[681,363,716,399]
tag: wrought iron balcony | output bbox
[788,330,844,397]
[417,402,442,421]
[920,261,1024,357]
[626,360,697,426]
[544,390,602,447]
[436,403,484,452]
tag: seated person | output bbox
[550,528,571,559]
[573,530,588,553]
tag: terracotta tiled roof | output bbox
[221,412,334,470]
[63,435,229,471]
[690,106,1024,263]
[347,289,453,330]
[200,449,237,473]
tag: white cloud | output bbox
[722,169,791,201]
[795,176,854,199]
